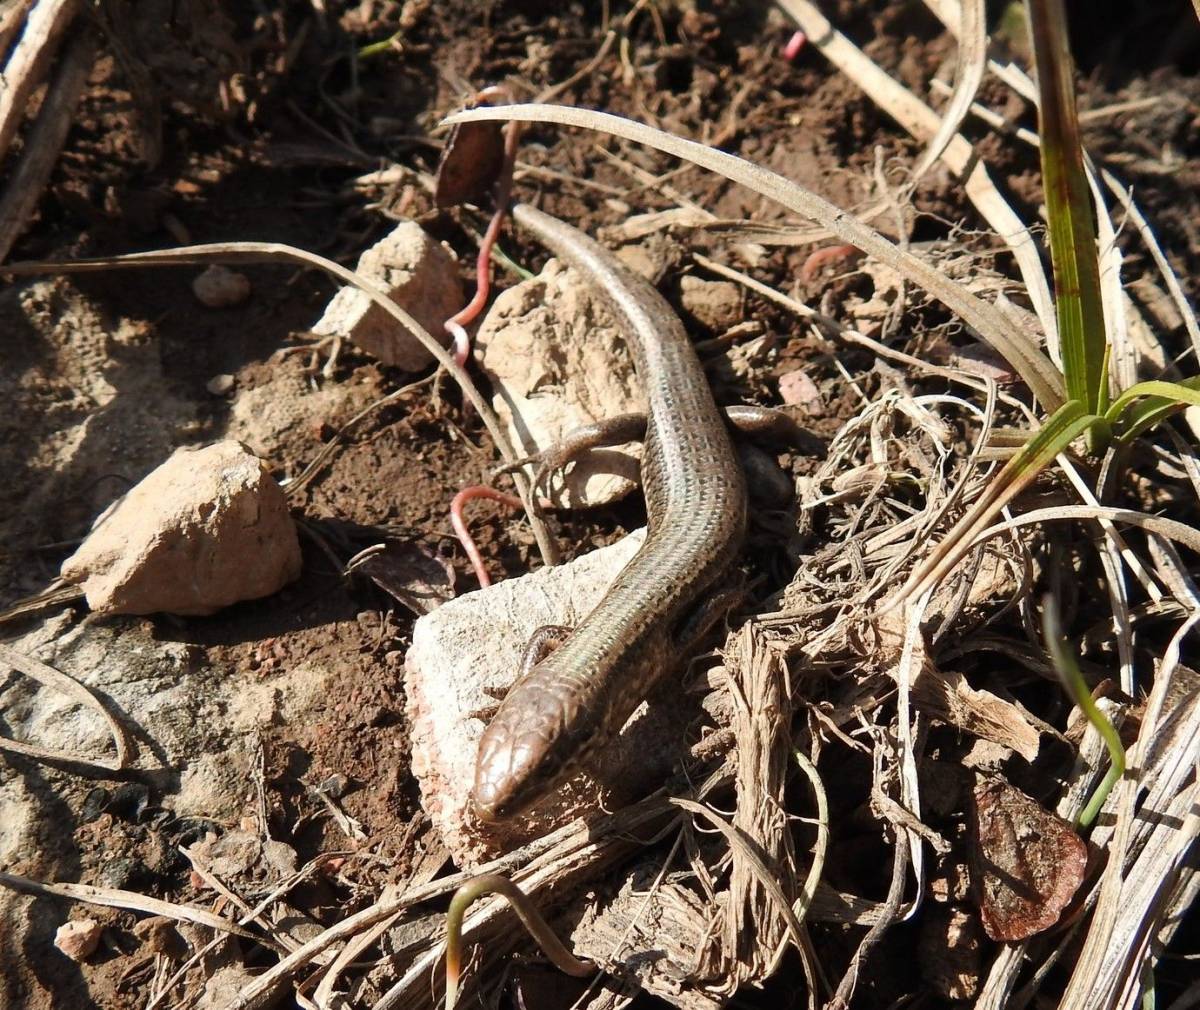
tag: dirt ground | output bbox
[1,2,1199,1009]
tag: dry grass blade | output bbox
[1,242,560,567]
[790,749,830,924]
[778,0,1060,360]
[970,505,1200,556]
[0,581,85,625]
[1102,169,1200,364]
[1058,611,1200,1010]
[0,29,97,262]
[441,103,1065,411]
[0,0,77,162]
[908,0,987,186]
[1085,157,1135,389]
[0,872,287,951]
[0,642,131,774]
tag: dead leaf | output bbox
[970,778,1087,941]
[355,541,455,616]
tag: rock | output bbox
[311,220,462,370]
[133,916,189,959]
[60,440,301,616]
[0,613,341,1001]
[777,368,824,413]
[406,529,717,866]
[54,918,103,961]
[191,265,251,308]
[678,275,742,332]
[206,373,235,396]
[473,259,644,509]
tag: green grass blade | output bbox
[1106,376,1200,428]
[896,399,1099,601]
[1027,0,1109,417]
[1041,594,1125,829]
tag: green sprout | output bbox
[1041,594,1125,829]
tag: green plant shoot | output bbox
[1041,594,1125,829]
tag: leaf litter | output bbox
[0,3,1198,1010]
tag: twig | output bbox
[0,0,77,163]
[0,872,287,951]
[831,831,910,1006]
[0,28,97,262]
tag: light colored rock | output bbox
[54,918,102,961]
[474,259,644,509]
[60,440,301,616]
[406,529,715,866]
[778,367,823,413]
[679,275,742,332]
[311,220,462,370]
[191,265,251,308]
[206,373,235,396]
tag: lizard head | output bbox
[470,692,592,821]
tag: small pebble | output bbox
[206,374,236,396]
[55,919,103,962]
[192,265,252,308]
[778,368,824,413]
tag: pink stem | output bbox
[450,485,524,588]
[784,30,808,61]
[444,90,521,367]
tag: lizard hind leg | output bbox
[673,584,746,657]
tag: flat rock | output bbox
[60,440,301,616]
[0,613,338,975]
[311,220,462,370]
[406,529,715,866]
[474,259,644,509]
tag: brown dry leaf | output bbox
[874,612,1041,761]
[970,778,1087,942]
[435,112,505,207]
[354,541,456,616]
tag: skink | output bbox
[471,202,749,820]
